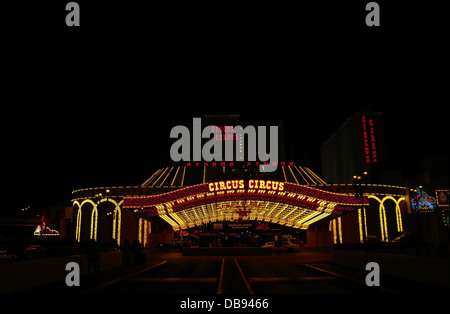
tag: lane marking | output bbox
[304,264,364,285]
[303,263,396,294]
[217,258,225,294]
[234,258,254,294]
[248,276,336,282]
[86,260,168,293]
[130,277,217,283]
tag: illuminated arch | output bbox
[368,195,406,242]
[73,198,123,243]
[73,201,82,242]
[97,198,123,245]
[73,200,98,242]
[78,199,98,241]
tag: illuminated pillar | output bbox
[379,204,388,242]
[358,207,368,243]
[144,220,148,247]
[331,220,337,244]
[138,218,151,247]
[337,217,343,244]
[138,218,143,244]
[331,218,343,244]
[112,206,121,246]
[90,206,98,241]
[396,199,404,232]
[76,208,82,242]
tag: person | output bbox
[86,239,99,274]
[132,239,144,264]
[121,239,132,274]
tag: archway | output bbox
[368,195,406,242]
[73,198,123,244]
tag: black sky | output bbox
[1,0,447,215]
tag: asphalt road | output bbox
[92,250,387,294]
[14,248,447,314]
[18,249,448,296]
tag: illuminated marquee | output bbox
[208,180,284,192]
[121,180,367,230]
[124,180,364,213]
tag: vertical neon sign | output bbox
[361,115,377,163]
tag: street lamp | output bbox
[353,171,368,244]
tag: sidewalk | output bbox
[5,250,167,294]
[330,249,449,288]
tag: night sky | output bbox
[1,1,447,216]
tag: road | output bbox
[16,248,447,313]
[92,250,387,294]
[19,248,447,296]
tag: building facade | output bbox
[321,111,385,184]
[71,162,409,247]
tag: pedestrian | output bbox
[132,239,143,264]
[87,239,99,274]
[121,238,132,274]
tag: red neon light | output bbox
[362,115,377,163]
[212,126,238,141]
[207,180,285,192]
[122,180,366,216]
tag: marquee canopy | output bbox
[123,179,366,230]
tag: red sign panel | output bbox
[362,115,377,163]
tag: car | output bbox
[391,232,419,244]
[22,244,46,259]
[366,235,379,243]
[0,250,17,262]
[262,239,300,252]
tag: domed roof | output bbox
[141,162,326,188]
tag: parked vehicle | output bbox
[391,232,419,244]
[262,238,301,252]
[0,250,17,262]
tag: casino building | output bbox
[71,161,408,248]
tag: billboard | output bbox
[411,187,437,211]
[436,190,449,206]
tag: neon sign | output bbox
[211,126,238,141]
[208,180,244,192]
[170,117,279,172]
[411,187,437,211]
[208,180,285,192]
[362,115,377,163]
[123,180,364,217]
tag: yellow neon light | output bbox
[138,218,143,243]
[180,166,186,186]
[305,167,327,185]
[90,207,98,240]
[358,208,368,243]
[144,220,148,246]
[160,199,331,231]
[368,195,405,242]
[338,217,342,244]
[288,166,299,184]
[171,166,181,186]
[74,201,82,242]
[73,198,123,244]
[332,219,337,244]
